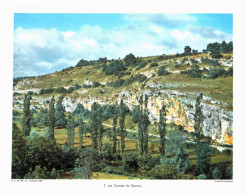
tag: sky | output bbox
[13,13,233,78]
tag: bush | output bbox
[208,68,227,79]
[157,66,169,76]
[27,91,33,95]
[124,53,137,66]
[148,165,177,179]
[82,84,92,88]
[67,86,75,93]
[136,61,147,70]
[122,153,139,174]
[202,58,221,67]
[108,79,125,88]
[55,87,67,93]
[197,174,207,179]
[149,62,158,68]
[93,81,101,88]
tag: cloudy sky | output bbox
[14,13,233,78]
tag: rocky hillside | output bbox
[13,53,233,145]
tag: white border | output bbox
[1,0,246,195]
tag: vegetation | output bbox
[12,41,233,180]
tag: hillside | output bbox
[13,52,233,145]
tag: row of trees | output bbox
[16,92,229,179]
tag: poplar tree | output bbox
[47,96,55,139]
[119,99,127,154]
[137,94,144,156]
[55,96,67,128]
[22,94,31,136]
[66,114,75,147]
[79,118,84,149]
[89,102,100,150]
[98,110,104,152]
[159,103,167,157]
[194,93,211,174]
[142,95,150,155]
[112,104,118,154]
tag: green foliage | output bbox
[73,148,101,179]
[149,62,158,68]
[61,144,78,170]
[138,154,160,177]
[108,79,125,88]
[55,96,67,128]
[208,67,227,79]
[105,61,126,75]
[22,94,31,136]
[148,165,177,179]
[202,58,221,67]
[184,45,192,54]
[24,166,58,179]
[26,135,63,171]
[122,153,139,174]
[55,87,67,93]
[47,96,55,139]
[162,131,191,173]
[177,172,196,179]
[119,99,127,154]
[157,66,169,76]
[89,102,102,150]
[93,81,101,88]
[197,174,207,179]
[39,88,54,94]
[136,61,147,70]
[67,86,75,93]
[159,104,166,157]
[79,118,84,149]
[12,123,29,178]
[66,114,75,147]
[112,105,118,154]
[100,104,116,121]
[124,53,137,66]
[196,141,211,175]
[131,105,140,123]
[206,41,233,54]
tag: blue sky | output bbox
[14,13,233,77]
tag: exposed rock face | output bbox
[13,83,233,145]
[117,86,233,145]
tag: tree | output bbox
[22,94,31,136]
[161,131,191,173]
[124,53,136,66]
[72,148,101,179]
[196,141,211,175]
[142,95,150,155]
[138,94,144,156]
[55,96,67,128]
[159,103,167,157]
[79,118,84,149]
[157,66,169,76]
[89,102,101,150]
[12,123,28,178]
[112,104,118,154]
[184,46,192,54]
[194,93,211,175]
[66,114,75,147]
[119,99,127,154]
[47,96,55,139]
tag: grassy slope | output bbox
[14,53,233,109]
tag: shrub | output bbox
[82,84,92,88]
[148,165,177,179]
[122,153,139,174]
[208,68,227,79]
[93,81,101,88]
[149,62,158,68]
[202,58,221,67]
[55,87,67,93]
[157,66,169,76]
[197,174,207,179]
[27,91,33,95]
[124,53,137,66]
[136,61,147,70]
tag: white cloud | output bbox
[14,16,232,77]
